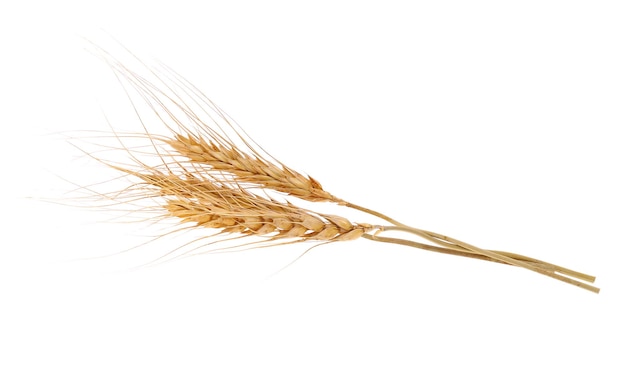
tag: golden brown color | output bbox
[78,46,599,293]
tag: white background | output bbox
[2,1,625,371]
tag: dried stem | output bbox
[349,202,598,292]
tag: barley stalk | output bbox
[77,45,598,293]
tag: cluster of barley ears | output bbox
[72,46,599,293]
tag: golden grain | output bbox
[78,47,599,292]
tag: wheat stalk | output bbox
[76,45,599,293]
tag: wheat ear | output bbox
[120,166,371,242]
[80,46,598,292]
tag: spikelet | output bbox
[75,46,599,293]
